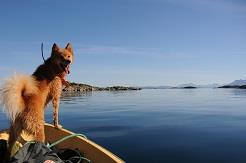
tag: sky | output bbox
[0,0,245,87]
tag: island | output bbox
[62,82,142,92]
[218,85,246,89]
[239,85,246,89]
[218,80,246,89]
[183,86,197,89]
[218,85,240,88]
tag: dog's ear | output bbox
[52,43,60,52]
[65,43,73,53]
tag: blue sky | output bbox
[0,0,245,86]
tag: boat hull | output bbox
[0,123,124,163]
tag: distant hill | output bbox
[219,79,246,89]
[141,83,220,89]
[218,85,246,89]
[218,85,239,88]
[177,83,220,88]
[228,79,246,86]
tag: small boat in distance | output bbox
[0,123,125,163]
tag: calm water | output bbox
[1,88,246,163]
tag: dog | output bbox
[0,43,73,158]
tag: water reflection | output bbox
[61,91,93,105]
[229,88,246,97]
[61,91,93,98]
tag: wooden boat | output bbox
[0,123,125,163]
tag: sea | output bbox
[1,88,246,163]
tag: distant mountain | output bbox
[227,79,246,86]
[218,79,246,89]
[177,83,220,88]
[141,83,220,89]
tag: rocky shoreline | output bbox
[62,82,142,93]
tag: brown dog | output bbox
[0,43,73,157]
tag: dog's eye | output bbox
[68,56,70,58]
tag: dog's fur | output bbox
[0,43,73,157]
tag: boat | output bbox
[0,123,125,163]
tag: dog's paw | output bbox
[54,124,63,129]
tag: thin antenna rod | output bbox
[41,42,46,63]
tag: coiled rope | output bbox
[47,133,91,163]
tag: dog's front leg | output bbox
[52,96,62,129]
[51,77,63,129]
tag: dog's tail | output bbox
[0,74,38,122]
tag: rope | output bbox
[47,133,91,163]
[66,156,91,163]
[47,133,87,148]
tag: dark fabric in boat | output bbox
[0,140,7,163]
[9,142,63,163]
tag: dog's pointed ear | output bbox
[52,43,59,52]
[65,43,73,53]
